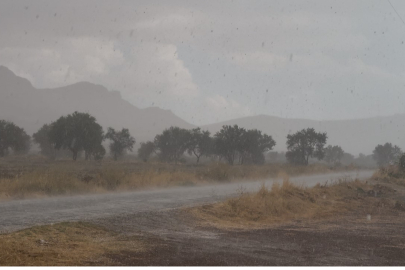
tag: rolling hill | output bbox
[202,114,405,155]
[0,66,194,145]
[1,65,404,155]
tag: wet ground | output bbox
[4,169,404,266]
[0,170,372,233]
[99,204,405,266]
[94,173,405,266]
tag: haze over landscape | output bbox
[2,1,405,124]
[4,1,405,266]
[2,0,405,155]
[1,65,405,155]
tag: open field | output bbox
[102,173,405,266]
[2,168,405,265]
[0,170,372,234]
[0,155,358,200]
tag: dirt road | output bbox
[0,170,373,233]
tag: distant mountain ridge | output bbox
[1,65,404,155]
[202,114,405,155]
[0,66,194,144]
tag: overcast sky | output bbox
[1,0,405,125]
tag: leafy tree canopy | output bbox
[214,125,246,165]
[372,143,402,167]
[154,126,191,163]
[187,128,213,163]
[286,128,327,165]
[33,124,56,159]
[324,145,344,164]
[48,112,105,160]
[0,120,30,157]
[240,129,276,165]
[138,141,156,162]
[105,128,136,160]
[214,125,275,165]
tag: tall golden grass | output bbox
[0,160,356,200]
[0,222,145,266]
[372,165,405,186]
[190,178,383,229]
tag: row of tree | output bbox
[266,150,376,167]
[0,111,403,167]
[139,126,331,165]
[32,112,135,161]
[139,125,276,165]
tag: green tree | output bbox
[240,129,276,165]
[341,152,355,165]
[355,153,376,168]
[372,143,402,167]
[138,141,156,162]
[187,128,213,163]
[286,128,327,165]
[214,125,246,165]
[48,112,105,161]
[398,153,405,171]
[33,123,74,159]
[33,124,57,159]
[154,126,191,163]
[105,128,136,160]
[324,145,344,164]
[0,120,30,157]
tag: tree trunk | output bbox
[72,150,78,161]
[228,155,234,165]
[50,148,56,161]
[193,150,200,164]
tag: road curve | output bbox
[0,170,374,233]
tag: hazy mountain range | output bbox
[0,66,193,145]
[202,114,405,156]
[1,65,404,155]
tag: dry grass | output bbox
[372,165,405,186]
[0,157,357,200]
[190,177,394,229]
[195,162,339,181]
[0,222,145,266]
[0,163,203,200]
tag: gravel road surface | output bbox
[0,170,374,233]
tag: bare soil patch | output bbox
[101,207,405,266]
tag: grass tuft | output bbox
[190,178,393,229]
[372,165,405,186]
[0,222,145,266]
